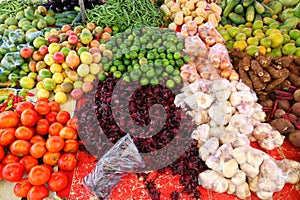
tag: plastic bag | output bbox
[83,134,145,199]
[197,22,224,48]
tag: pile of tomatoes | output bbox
[0,98,79,200]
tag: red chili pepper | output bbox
[27,92,34,97]
[274,89,293,97]
[275,95,294,100]
[271,101,278,118]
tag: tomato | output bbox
[30,135,45,144]
[10,140,31,157]
[14,178,32,197]
[0,163,4,179]
[15,126,34,140]
[20,155,39,174]
[0,128,15,146]
[45,111,58,124]
[46,136,64,153]
[58,153,77,171]
[16,102,34,115]
[59,127,77,139]
[21,109,38,127]
[27,185,49,200]
[0,111,19,128]
[48,101,60,112]
[49,122,63,136]
[1,153,20,164]
[56,111,70,124]
[35,119,49,135]
[2,162,25,182]
[36,98,49,104]
[0,145,4,161]
[66,118,78,130]
[28,165,51,185]
[34,101,50,115]
[64,139,79,153]
[41,164,53,174]
[30,141,47,159]
[48,171,68,192]
[43,152,60,166]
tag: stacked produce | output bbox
[0,98,79,199]
[0,0,35,16]
[160,0,222,29]
[45,0,105,12]
[218,0,300,57]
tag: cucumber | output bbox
[246,6,255,22]
[223,0,240,17]
[221,0,227,10]
[267,1,282,15]
[253,1,265,15]
[228,12,246,25]
[234,5,244,14]
[242,0,255,7]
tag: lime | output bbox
[150,78,159,86]
[113,71,122,79]
[39,69,52,80]
[289,30,300,40]
[98,72,107,82]
[42,78,56,91]
[19,76,35,89]
[140,77,149,86]
[166,80,175,88]
[123,75,130,83]
[282,43,296,55]
[166,65,174,74]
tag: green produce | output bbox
[223,0,240,17]
[279,8,295,22]
[229,13,246,25]
[289,29,300,40]
[279,0,299,7]
[242,0,255,7]
[253,1,265,14]
[282,43,297,55]
[267,1,283,15]
[0,0,34,16]
[295,3,300,17]
[284,17,300,29]
[234,5,244,14]
[246,6,255,22]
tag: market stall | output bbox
[0,0,300,199]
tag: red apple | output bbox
[20,47,33,59]
[32,51,44,62]
[53,52,65,64]
[66,30,76,36]
[68,35,78,45]
[38,45,48,56]
[48,34,60,44]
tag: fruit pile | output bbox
[0,98,79,199]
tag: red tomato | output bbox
[104,26,113,33]
[48,171,68,192]
[0,128,15,146]
[0,145,4,161]
[1,153,20,164]
[34,101,50,115]
[14,178,32,197]
[49,122,63,136]
[16,102,34,115]
[43,152,60,166]
[66,118,78,130]
[30,135,45,144]
[64,139,79,153]
[56,111,70,124]
[45,111,58,124]
[15,126,34,140]
[10,140,31,157]
[59,127,77,139]
[35,119,49,135]
[36,98,48,104]
[48,101,60,112]
[41,164,53,174]
[20,155,39,174]
[28,165,51,185]
[30,141,47,159]
[2,162,25,182]
[46,136,64,153]
[0,111,19,128]
[27,185,49,200]
[21,109,38,127]
[0,163,4,179]
[58,153,77,171]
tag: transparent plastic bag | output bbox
[83,134,145,199]
[197,22,224,48]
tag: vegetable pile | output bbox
[0,97,79,199]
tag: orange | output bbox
[66,53,80,70]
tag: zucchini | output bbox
[253,1,265,15]
[246,6,255,22]
[242,0,255,7]
[223,0,240,17]
[234,5,244,14]
[228,12,246,25]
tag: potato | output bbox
[288,130,300,148]
[293,89,300,102]
[277,99,290,112]
[269,118,295,135]
[291,102,300,117]
[274,109,285,119]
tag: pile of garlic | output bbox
[174,79,300,199]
